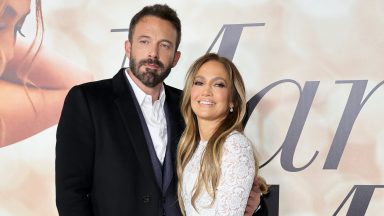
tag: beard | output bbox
[129,57,172,87]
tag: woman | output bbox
[0,0,91,147]
[177,53,268,215]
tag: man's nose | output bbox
[148,44,159,59]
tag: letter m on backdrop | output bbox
[206,23,265,60]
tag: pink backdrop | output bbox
[0,0,383,215]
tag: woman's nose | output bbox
[0,31,16,64]
[201,85,212,96]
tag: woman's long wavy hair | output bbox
[177,53,265,214]
[0,0,44,146]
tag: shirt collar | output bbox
[125,68,166,106]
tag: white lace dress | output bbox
[181,131,255,216]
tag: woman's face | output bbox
[0,0,30,70]
[190,60,232,125]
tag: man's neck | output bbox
[128,69,162,103]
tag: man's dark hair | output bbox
[129,4,181,51]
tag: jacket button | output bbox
[142,196,151,203]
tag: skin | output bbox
[0,0,30,66]
[0,0,92,147]
[245,177,262,216]
[190,60,233,141]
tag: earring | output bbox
[229,105,234,113]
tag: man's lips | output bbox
[144,63,160,69]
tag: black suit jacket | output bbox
[56,69,184,216]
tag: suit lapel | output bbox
[162,85,183,194]
[112,69,158,187]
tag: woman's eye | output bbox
[214,83,226,88]
[15,16,27,37]
[16,26,26,37]
[193,81,203,86]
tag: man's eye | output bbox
[160,43,170,49]
[139,40,149,44]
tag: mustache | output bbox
[138,58,164,69]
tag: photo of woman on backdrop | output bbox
[0,0,91,147]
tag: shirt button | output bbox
[142,196,151,203]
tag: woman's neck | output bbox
[197,119,221,141]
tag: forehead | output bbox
[132,16,177,41]
[196,60,229,80]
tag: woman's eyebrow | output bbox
[2,5,31,18]
[3,5,17,18]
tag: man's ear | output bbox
[171,51,181,67]
[124,40,131,59]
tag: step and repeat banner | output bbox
[0,0,383,215]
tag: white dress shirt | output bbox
[125,70,168,164]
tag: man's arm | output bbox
[55,86,94,216]
[244,177,262,216]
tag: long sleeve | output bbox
[55,86,94,216]
[215,132,256,216]
[182,132,255,216]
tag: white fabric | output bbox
[126,70,168,164]
[182,131,255,216]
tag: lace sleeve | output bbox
[215,132,256,216]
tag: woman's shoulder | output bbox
[224,130,253,150]
[227,130,250,142]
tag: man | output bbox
[56,4,262,216]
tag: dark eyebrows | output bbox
[137,35,150,40]
[136,36,173,46]
[194,75,228,84]
[3,5,17,18]
[2,5,30,20]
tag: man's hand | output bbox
[244,176,262,216]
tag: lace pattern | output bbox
[182,131,255,216]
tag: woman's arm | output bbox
[2,40,92,89]
[0,39,92,147]
[215,133,256,216]
[0,80,68,146]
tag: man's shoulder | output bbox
[65,77,117,104]
[164,84,182,100]
[165,84,182,94]
[74,68,125,93]
[69,77,115,96]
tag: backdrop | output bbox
[0,0,383,215]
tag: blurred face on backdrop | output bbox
[190,60,233,126]
[125,15,180,88]
[0,0,31,73]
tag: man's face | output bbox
[125,15,180,88]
